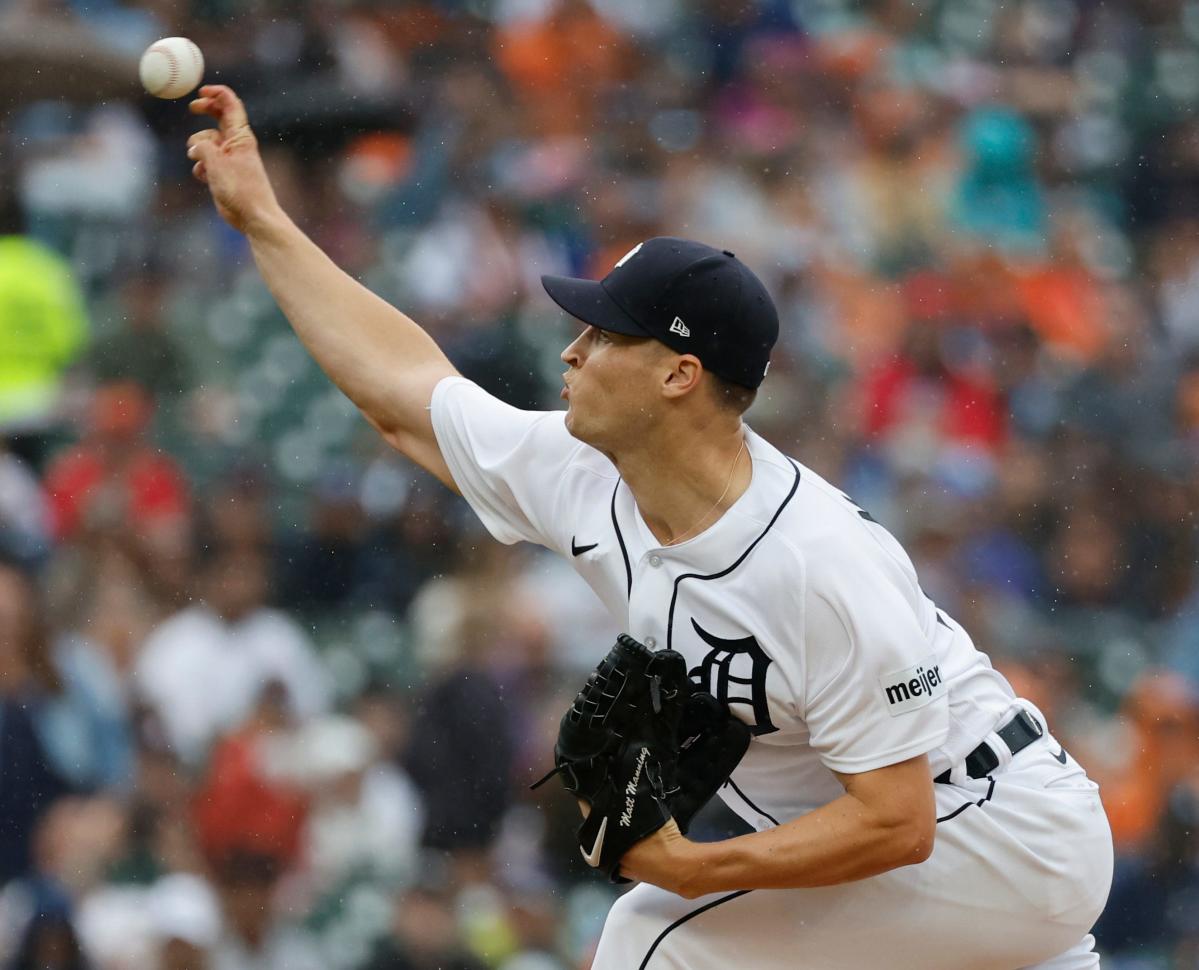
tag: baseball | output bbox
[139,37,204,100]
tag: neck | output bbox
[612,419,751,546]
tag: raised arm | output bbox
[186,85,458,489]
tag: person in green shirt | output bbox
[0,190,89,457]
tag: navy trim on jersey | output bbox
[611,481,632,597]
[726,778,780,827]
[935,775,996,824]
[636,890,753,970]
[665,459,802,651]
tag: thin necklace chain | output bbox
[663,436,747,547]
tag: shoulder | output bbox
[435,377,600,461]
[753,451,910,603]
[745,451,857,562]
[434,375,618,488]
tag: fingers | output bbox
[186,128,219,152]
[186,130,218,165]
[186,85,256,195]
[188,84,250,137]
[187,129,217,182]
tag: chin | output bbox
[563,407,586,441]
[563,407,600,449]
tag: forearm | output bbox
[246,207,456,437]
[679,791,932,897]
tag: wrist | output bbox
[243,201,291,241]
[675,838,727,899]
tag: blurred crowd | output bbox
[3,0,1199,966]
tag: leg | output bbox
[593,750,1112,970]
[591,884,757,970]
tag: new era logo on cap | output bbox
[541,237,780,389]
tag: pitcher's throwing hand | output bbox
[187,85,280,234]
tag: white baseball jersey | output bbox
[430,377,1020,829]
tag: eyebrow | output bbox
[596,328,648,346]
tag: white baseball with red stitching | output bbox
[139,37,205,100]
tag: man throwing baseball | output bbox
[188,86,1113,969]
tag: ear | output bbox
[662,355,703,400]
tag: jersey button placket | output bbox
[631,552,670,652]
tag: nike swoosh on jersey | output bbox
[1052,747,1068,764]
[581,815,608,867]
[572,537,598,556]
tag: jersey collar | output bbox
[624,429,793,572]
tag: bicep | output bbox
[369,362,462,494]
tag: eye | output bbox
[593,328,612,344]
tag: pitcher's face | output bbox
[560,326,669,452]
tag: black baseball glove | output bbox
[672,689,751,836]
[533,634,750,882]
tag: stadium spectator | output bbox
[207,850,322,970]
[133,544,330,765]
[42,381,189,544]
[87,267,190,402]
[0,561,133,881]
[0,444,52,568]
[0,199,88,469]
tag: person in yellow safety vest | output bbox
[0,234,89,434]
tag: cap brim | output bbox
[540,275,650,337]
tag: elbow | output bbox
[893,814,936,868]
[867,801,936,871]
[904,825,935,866]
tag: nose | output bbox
[561,330,587,368]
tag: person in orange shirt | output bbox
[493,0,629,137]
[1092,671,1199,853]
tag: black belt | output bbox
[934,709,1043,784]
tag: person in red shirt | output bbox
[860,317,1007,452]
[43,381,189,543]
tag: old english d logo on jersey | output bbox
[689,619,778,736]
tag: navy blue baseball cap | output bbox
[541,237,779,389]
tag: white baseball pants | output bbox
[592,726,1113,969]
